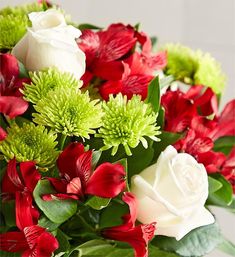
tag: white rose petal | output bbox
[12,9,85,79]
[131,145,215,240]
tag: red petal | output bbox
[85,163,126,198]
[0,126,7,141]
[57,142,86,180]
[16,192,38,230]
[76,151,92,184]
[47,177,67,193]
[0,54,19,83]
[99,80,123,101]
[81,71,94,87]
[20,161,41,193]
[103,223,156,257]
[34,231,59,257]
[0,96,29,118]
[0,231,28,252]
[67,177,83,197]
[23,225,45,250]
[93,60,124,81]
[98,23,136,62]
[6,159,24,190]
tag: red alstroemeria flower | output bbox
[99,62,153,100]
[1,159,41,228]
[102,192,156,257]
[0,188,58,257]
[78,23,137,84]
[174,116,226,173]
[0,54,30,119]
[43,142,126,201]
[161,90,197,133]
[185,85,218,116]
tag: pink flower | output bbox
[102,192,156,257]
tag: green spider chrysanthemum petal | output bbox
[23,68,83,104]
[163,43,198,84]
[0,3,45,50]
[163,43,226,94]
[97,94,161,156]
[0,14,28,49]
[0,3,44,16]
[33,87,103,139]
[0,123,59,168]
[194,50,226,94]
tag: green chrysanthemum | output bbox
[23,68,83,104]
[0,3,44,16]
[194,51,226,94]
[0,3,45,50]
[97,94,161,156]
[0,14,28,49]
[0,123,59,168]
[163,43,226,94]
[33,87,103,139]
[163,43,198,84]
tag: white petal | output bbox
[155,207,215,240]
[11,34,29,64]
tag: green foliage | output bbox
[152,223,222,257]
[146,77,160,113]
[213,136,235,155]
[208,176,223,194]
[97,93,161,156]
[0,122,59,168]
[85,196,111,210]
[23,68,82,104]
[218,237,235,256]
[33,87,103,139]
[33,180,77,224]
[163,43,226,93]
[207,173,233,207]
[0,3,44,16]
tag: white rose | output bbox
[131,145,214,240]
[12,9,85,79]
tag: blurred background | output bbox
[0,0,235,256]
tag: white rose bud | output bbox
[12,9,85,79]
[131,145,215,240]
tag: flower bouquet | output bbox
[0,1,234,257]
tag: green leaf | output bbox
[146,77,160,113]
[152,223,222,257]
[33,179,77,224]
[207,173,233,207]
[85,196,111,210]
[0,251,20,257]
[55,229,71,254]
[99,200,128,228]
[128,143,154,179]
[152,131,181,163]
[213,136,235,155]
[156,106,165,129]
[18,60,29,78]
[149,246,180,257]
[1,200,16,227]
[38,214,60,231]
[91,150,102,170]
[78,23,102,30]
[208,176,223,194]
[218,237,235,256]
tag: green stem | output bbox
[76,214,95,233]
[59,134,67,150]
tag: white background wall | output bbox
[0,0,235,256]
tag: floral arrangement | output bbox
[0,1,234,257]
